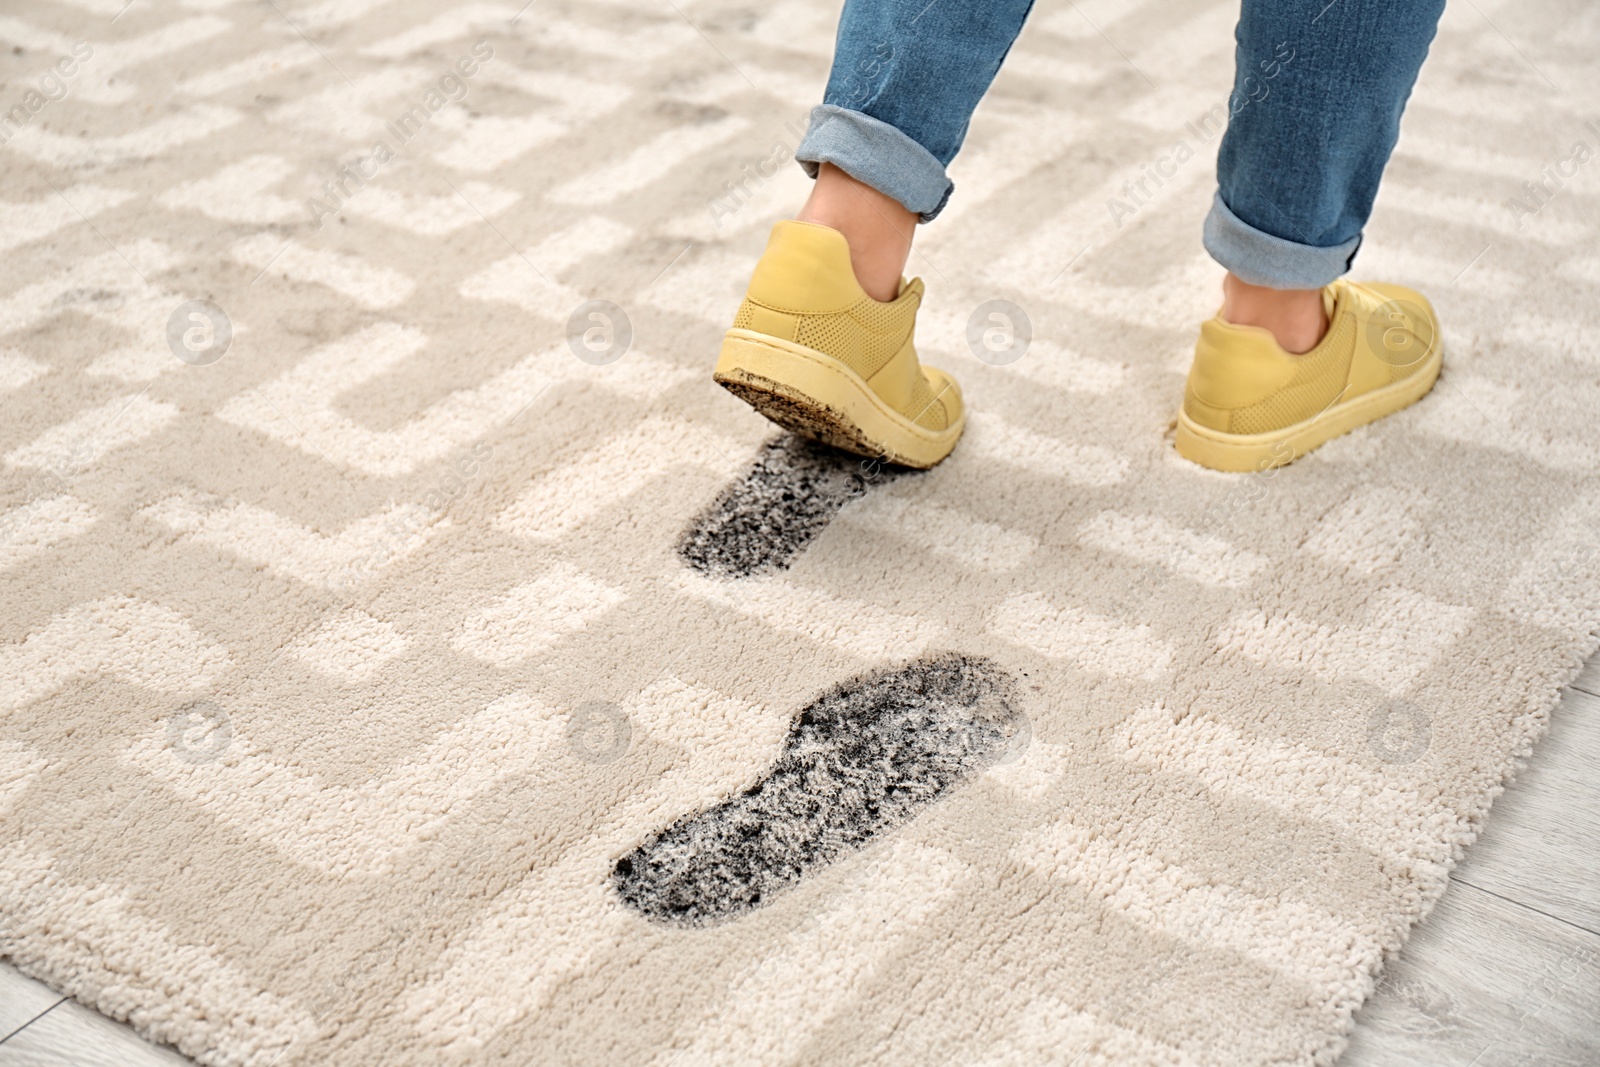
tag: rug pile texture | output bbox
[2,0,1598,1064]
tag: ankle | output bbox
[1220,273,1327,354]
[796,163,916,302]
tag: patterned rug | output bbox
[2,0,1597,1064]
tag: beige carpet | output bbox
[3,0,1598,1064]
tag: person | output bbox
[712,0,1446,472]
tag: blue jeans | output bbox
[795,0,1446,290]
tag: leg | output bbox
[1177,0,1448,470]
[794,0,1038,297]
[1208,0,1446,349]
[1221,274,1326,354]
[714,0,1037,468]
[797,163,916,303]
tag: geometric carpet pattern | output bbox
[2,0,1597,1064]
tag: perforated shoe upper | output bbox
[731,221,955,432]
[1183,279,1439,436]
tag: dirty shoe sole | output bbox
[1175,342,1443,472]
[714,329,964,470]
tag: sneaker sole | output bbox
[713,329,965,470]
[1174,342,1443,473]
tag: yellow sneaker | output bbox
[714,220,966,469]
[1175,278,1443,472]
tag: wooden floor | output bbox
[3,660,1597,1066]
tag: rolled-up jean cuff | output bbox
[795,104,953,222]
[1202,191,1362,289]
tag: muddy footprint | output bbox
[612,653,1023,926]
[677,434,910,579]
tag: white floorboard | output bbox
[0,996,190,1067]
[1340,881,1600,1067]
[1341,668,1600,1066]
[1571,653,1600,698]
[0,967,61,1043]
[1450,686,1600,933]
